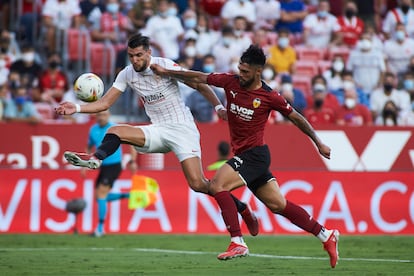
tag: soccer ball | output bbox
[73,73,104,102]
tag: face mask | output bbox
[234,30,244,37]
[106,3,119,14]
[167,7,177,16]
[22,52,35,63]
[332,60,344,72]
[262,69,274,80]
[395,30,406,41]
[401,4,410,13]
[314,99,324,108]
[49,61,60,69]
[358,39,372,51]
[0,59,6,68]
[344,98,356,109]
[318,10,328,18]
[15,96,26,105]
[345,8,355,18]
[404,79,414,90]
[384,83,393,92]
[197,26,206,33]
[342,80,355,90]
[184,46,197,57]
[313,83,326,93]
[278,37,290,48]
[222,37,233,46]
[282,83,293,93]
[203,64,215,73]
[184,18,197,29]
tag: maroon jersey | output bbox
[207,73,293,155]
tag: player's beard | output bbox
[133,59,149,72]
[239,77,254,88]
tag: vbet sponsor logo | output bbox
[316,130,412,171]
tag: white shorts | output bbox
[133,122,201,162]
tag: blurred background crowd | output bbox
[0,0,414,127]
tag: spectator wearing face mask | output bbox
[382,0,414,39]
[194,13,220,57]
[178,30,203,70]
[346,32,386,96]
[370,71,411,121]
[306,74,340,110]
[336,0,364,48]
[35,52,69,104]
[280,74,306,114]
[383,23,414,79]
[185,54,225,122]
[267,28,296,75]
[9,45,42,93]
[303,0,341,48]
[90,0,134,51]
[3,85,41,124]
[212,26,243,72]
[261,64,278,89]
[330,70,370,108]
[402,71,414,110]
[323,54,346,91]
[141,0,184,60]
[334,87,372,126]
[303,83,336,126]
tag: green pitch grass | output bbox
[0,234,413,275]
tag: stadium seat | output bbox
[66,28,91,61]
[292,75,312,97]
[267,32,278,45]
[89,42,116,78]
[294,60,319,78]
[326,47,351,63]
[295,46,326,61]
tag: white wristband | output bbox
[75,104,81,113]
[215,104,225,112]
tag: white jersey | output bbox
[113,57,194,124]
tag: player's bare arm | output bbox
[287,110,331,159]
[55,87,122,115]
[151,64,209,84]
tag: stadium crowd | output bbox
[0,0,414,126]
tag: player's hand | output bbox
[150,64,167,76]
[127,160,137,175]
[55,102,76,115]
[217,108,228,121]
[318,143,331,159]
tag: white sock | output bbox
[317,227,332,242]
[231,236,246,246]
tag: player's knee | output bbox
[267,200,286,214]
[187,178,208,193]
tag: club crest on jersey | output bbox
[253,98,261,108]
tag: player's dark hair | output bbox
[128,34,150,50]
[218,141,230,157]
[240,45,266,67]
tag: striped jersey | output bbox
[113,57,194,124]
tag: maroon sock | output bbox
[280,200,322,236]
[214,191,242,237]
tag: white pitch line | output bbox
[2,247,413,263]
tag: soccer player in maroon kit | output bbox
[151,45,339,268]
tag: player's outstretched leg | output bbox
[64,151,102,169]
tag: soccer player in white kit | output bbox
[55,33,258,236]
